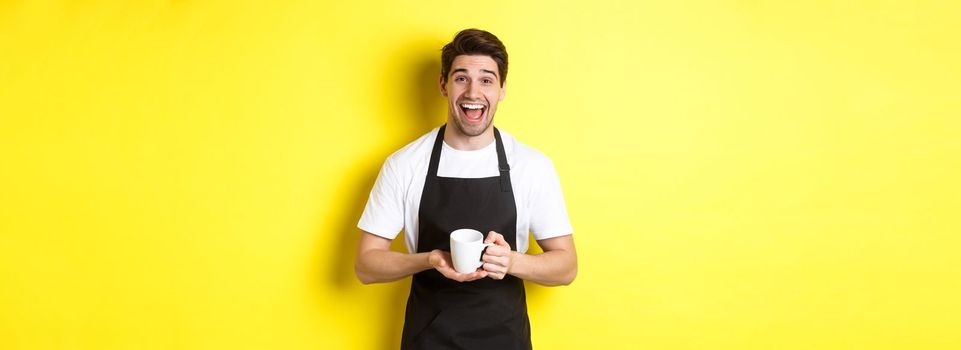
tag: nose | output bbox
[464,81,481,99]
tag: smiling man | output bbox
[355,29,577,350]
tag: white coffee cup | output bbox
[450,229,494,274]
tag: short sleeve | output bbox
[529,158,574,240]
[357,158,405,239]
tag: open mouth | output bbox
[460,103,486,122]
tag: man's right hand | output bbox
[428,249,488,282]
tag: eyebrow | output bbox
[451,68,499,78]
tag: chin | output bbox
[455,117,491,137]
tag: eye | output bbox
[482,78,493,84]
[455,76,467,82]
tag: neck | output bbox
[443,122,495,151]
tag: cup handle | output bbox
[481,242,494,253]
[476,243,495,269]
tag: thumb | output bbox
[431,250,449,267]
[486,231,508,246]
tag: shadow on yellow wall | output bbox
[320,43,447,348]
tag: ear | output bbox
[439,74,448,97]
[499,83,506,101]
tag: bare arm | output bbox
[354,230,489,284]
[482,233,578,286]
[354,231,429,284]
[511,235,577,286]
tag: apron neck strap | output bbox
[426,124,446,179]
[427,124,513,193]
[494,128,512,193]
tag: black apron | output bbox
[400,125,532,350]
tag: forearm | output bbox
[355,249,431,284]
[509,248,577,286]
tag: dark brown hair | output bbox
[441,29,508,86]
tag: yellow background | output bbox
[2,1,960,349]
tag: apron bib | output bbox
[400,125,532,350]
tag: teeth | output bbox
[461,103,485,110]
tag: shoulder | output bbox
[498,128,555,171]
[383,127,439,175]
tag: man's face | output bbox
[441,55,506,137]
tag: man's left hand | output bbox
[481,231,515,280]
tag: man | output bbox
[354,28,577,350]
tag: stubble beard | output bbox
[451,108,493,137]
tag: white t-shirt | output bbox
[358,127,573,254]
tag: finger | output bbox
[457,270,487,282]
[465,270,489,281]
[436,266,458,279]
[492,233,509,247]
[436,263,470,279]
[482,253,507,265]
[448,271,472,282]
[439,267,487,282]
[481,253,495,263]
[484,245,510,257]
[482,262,507,276]
[483,268,504,280]
[486,231,510,247]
